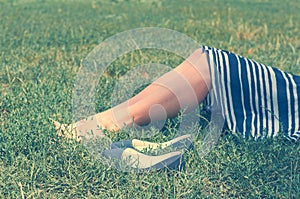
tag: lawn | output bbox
[0,0,299,198]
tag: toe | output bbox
[53,120,62,130]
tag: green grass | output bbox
[1,0,300,198]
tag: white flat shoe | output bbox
[102,148,184,172]
[111,134,193,152]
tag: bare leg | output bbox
[96,49,210,129]
[54,49,211,139]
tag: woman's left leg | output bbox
[55,48,211,139]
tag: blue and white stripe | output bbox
[203,46,300,141]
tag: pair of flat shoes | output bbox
[102,134,193,172]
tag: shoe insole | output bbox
[131,134,191,151]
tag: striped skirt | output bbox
[202,46,300,141]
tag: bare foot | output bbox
[53,106,133,141]
[53,115,105,142]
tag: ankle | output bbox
[95,109,132,132]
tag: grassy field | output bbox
[1,0,300,198]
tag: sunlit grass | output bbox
[0,0,299,198]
